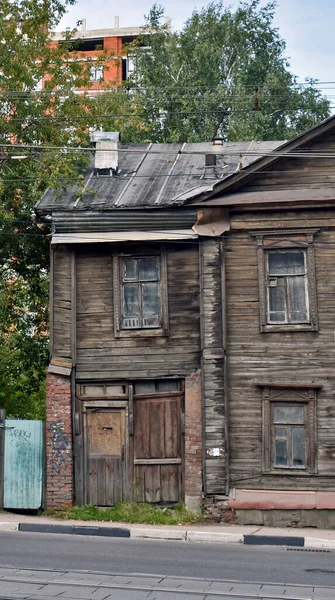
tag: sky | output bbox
[59,0,334,86]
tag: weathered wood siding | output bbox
[200,239,226,495]
[52,246,73,359]
[226,208,335,491]
[240,131,335,193]
[75,243,200,380]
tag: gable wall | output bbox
[234,130,335,193]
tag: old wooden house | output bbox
[37,116,335,526]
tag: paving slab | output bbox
[58,573,115,584]
[54,586,110,599]
[147,593,205,600]
[94,590,150,600]
[0,582,44,595]
[32,584,74,596]
[121,576,163,587]
[282,585,315,597]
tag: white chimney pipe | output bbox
[114,16,119,29]
[90,131,120,173]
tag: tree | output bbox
[125,1,331,143]
[0,0,108,418]
[0,0,151,418]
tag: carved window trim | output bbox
[113,248,169,338]
[260,384,318,475]
[252,229,319,332]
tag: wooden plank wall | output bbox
[226,207,335,491]
[52,246,72,359]
[200,239,226,495]
[75,243,201,380]
[241,131,335,193]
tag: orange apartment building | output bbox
[44,17,148,92]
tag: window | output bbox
[122,56,136,80]
[32,77,43,91]
[272,404,306,468]
[89,66,103,82]
[267,249,308,324]
[134,379,179,395]
[261,385,318,474]
[252,229,319,332]
[113,252,168,337]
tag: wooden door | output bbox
[133,395,183,503]
[86,409,126,506]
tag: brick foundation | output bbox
[203,497,237,523]
[184,369,203,512]
[46,372,73,509]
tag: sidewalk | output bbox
[1,511,335,549]
[2,565,335,600]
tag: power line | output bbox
[5,169,335,184]
[3,142,335,159]
[3,111,334,124]
[2,81,335,95]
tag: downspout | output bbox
[220,238,230,497]
[199,239,207,497]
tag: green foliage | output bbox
[124,0,331,143]
[46,502,202,524]
[0,0,97,418]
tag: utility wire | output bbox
[2,81,335,94]
[5,170,335,184]
[3,143,335,159]
[3,108,335,122]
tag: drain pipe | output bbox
[220,238,230,497]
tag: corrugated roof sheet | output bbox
[36,140,283,213]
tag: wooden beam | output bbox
[192,187,335,208]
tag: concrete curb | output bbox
[244,534,304,547]
[1,521,334,550]
[0,521,18,531]
[18,523,130,537]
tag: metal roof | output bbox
[36,140,283,214]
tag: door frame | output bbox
[73,380,185,506]
[131,386,185,503]
[83,401,130,504]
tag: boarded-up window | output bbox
[252,229,318,332]
[261,385,318,474]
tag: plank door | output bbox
[133,396,183,503]
[86,409,126,506]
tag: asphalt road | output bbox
[1,531,335,589]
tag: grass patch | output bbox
[45,502,202,525]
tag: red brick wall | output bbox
[184,369,203,512]
[46,372,73,509]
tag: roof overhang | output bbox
[51,229,198,245]
[190,187,335,208]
